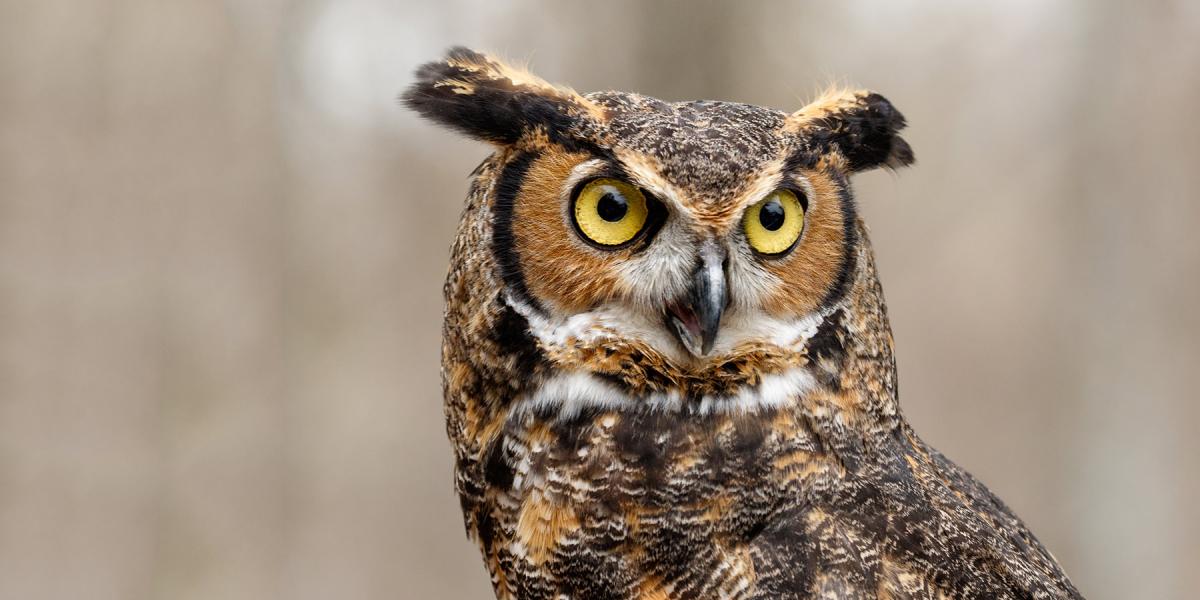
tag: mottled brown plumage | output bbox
[405,47,1082,599]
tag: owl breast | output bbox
[475,400,844,599]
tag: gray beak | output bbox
[666,245,727,356]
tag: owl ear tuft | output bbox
[789,89,914,172]
[402,47,600,146]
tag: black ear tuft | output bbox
[401,47,599,146]
[790,90,915,173]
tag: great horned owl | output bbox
[404,47,1082,600]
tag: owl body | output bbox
[411,48,1081,599]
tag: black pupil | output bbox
[759,200,786,231]
[596,191,628,222]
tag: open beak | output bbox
[666,245,727,357]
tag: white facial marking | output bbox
[508,366,818,419]
[695,367,817,416]
[506,292,829,362]
[504,289,839,416]
[507,291,690,363]
[513,370,634,419]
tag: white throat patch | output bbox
[504,292,834,418]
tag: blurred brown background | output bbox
[1,1,1197,599]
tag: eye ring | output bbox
[569,177,662,250]
[743,188,807,257]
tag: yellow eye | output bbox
[572,178,650,247]
[743,189,805,256]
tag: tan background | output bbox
[2,1,1198,599]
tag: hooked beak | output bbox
[666,245,727,357]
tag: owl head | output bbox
[406,47,912,408]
